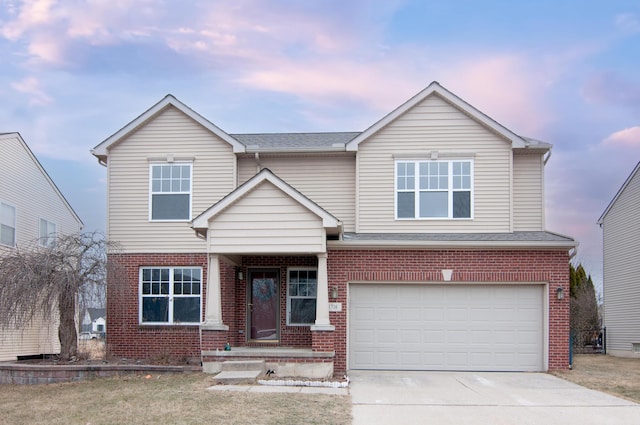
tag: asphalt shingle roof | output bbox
[230,132,361,150]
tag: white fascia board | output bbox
[91,94,245,159]
[346,81,528,151]
[597,161,640,224]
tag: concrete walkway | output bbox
[349,370,639,425]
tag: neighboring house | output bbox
[598,161,640,357]
[91,82,576,377]
[80,308,106,336]
[0,132,83,361]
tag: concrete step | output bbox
[221,360,266,372]
[212,370,263,385]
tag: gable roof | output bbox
[0,132,84,228]
[345,81,543,151]
[597,161,640,224]
[91,94,245,162]
[191,168,341,234]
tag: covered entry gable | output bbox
[192,168,341,254]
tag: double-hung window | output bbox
[287,268,317,326]
[396,159,473,219]
[149,163,192,221]
[140,267,202,325]
[0,201,16,247]
[39,219,57,247]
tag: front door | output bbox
[248,269,279,341]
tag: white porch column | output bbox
[311,253,334,331]
[202,254,228,330]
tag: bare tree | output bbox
[0,232,109,360]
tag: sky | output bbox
[1,0,639,296]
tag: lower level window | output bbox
[140,267,201,324]
[287,268,317,325]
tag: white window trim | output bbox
[394,159,474,220]
[38,218,57,247]
[148,162,193,222]
[138,266,202,325]
[286,267,318,326]
[0,200,17,248]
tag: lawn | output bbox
[0,373,352,425]
[551,354,640,403]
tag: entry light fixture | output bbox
[556,286,565,300]
[237,270,244,281]
[331,286,339,299]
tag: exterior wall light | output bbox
[556,286,565,300]
[331,286,339,299]
[237,270,244,281]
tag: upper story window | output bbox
[149,163,192,221]
[39,218,57,247]
[396,159,473,219]
[0,201,16,247]
[287,268,317,326]
[139,267,202,325]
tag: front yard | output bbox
[0,373,352,425]
[551,354,640,403]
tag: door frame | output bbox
[246,268,280,343]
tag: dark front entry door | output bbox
[248,269,279,341]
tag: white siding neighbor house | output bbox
[92,82,576,376]
[598,161,640,357]
[0,132,83,361]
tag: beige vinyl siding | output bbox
[513,153,544,231]
[0,314,60,361]
[602,169,640,354]
[0,134,81,360]
[209,181,325,253]
[237,154,355,231]
[356,94,512,233]
[0,135,82,248]
[107,106,236,252]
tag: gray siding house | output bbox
[598,161,640,357]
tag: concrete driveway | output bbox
[350,370,639,425]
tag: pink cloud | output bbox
[11,76,53,105]
[603,127,640,148]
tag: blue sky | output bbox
[1,0,639,295]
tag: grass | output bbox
[551,354,640,403]
[0,373,352,425]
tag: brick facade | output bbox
[108,249,570,374]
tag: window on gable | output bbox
[140,267,202,325]
[39,219,57,247]
[0,201,16,247]
[396,160,473,219]
[149,164,192,221]
[287,268,317,326]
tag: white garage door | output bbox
[349,284,544,371]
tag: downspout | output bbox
[543,149,552,165]
[254,152,261,173]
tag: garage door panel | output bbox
[349,284,544,371]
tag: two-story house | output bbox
[91,82,575,377]
[0,132,84,361]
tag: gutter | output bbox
[327,239,578,251]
